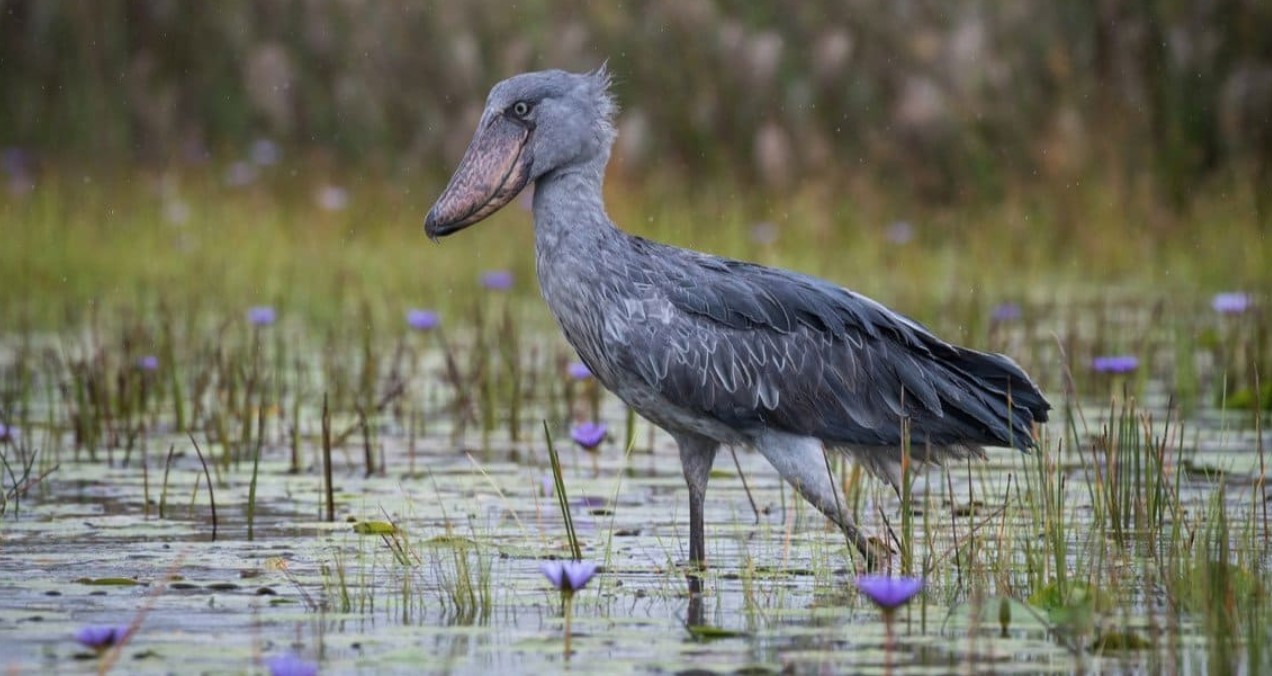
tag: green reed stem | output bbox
[544,420,581,560]
[322,393,334,522]
[624,408,636,454]
[900,414,913,576]
[189,434,217,541]
[247,405,263,541]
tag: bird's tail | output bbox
[944,347,1050,449]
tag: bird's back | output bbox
[568,234,1049,453]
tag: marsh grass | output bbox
[427,531,496,626]
[321,506,501,626]
[1,168,1270,671]
[3,168,1269,331]
[0,429,40,518]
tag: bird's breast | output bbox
[536,256,614,371]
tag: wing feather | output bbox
[611,240,1049,449]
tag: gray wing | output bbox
[608,239,1049,450]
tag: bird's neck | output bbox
[531,153,618,256]
[529,152,626,382]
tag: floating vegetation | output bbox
[265,653,319,676]
[1,166,1270,672]
[72,625,131,653]
[541,559,599,659]
[570,421,607,451]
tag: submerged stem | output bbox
[883,610,894,676]
[563,591,574,661]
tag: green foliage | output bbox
[1,168,1268,333]
[352,520,399,535]
[1,1,1269,208]
[1225,383,1272,411]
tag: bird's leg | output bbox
[685,575,706,628]
[753,431,894,572]
[674,434,719,574]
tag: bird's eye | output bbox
[511,101,531,118]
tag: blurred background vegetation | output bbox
[1,0,1270,326]
[4,0,1271,207]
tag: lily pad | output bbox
[75,577,145,586]
[1092,631,1152,652]
[687,624,749,641]
[352,521,399,535]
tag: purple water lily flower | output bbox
[266,653,318,676]
[182,138,211,165]
[250,138,281,166]
[571,495,610,509]
[224,161,258,187]
[570,422,607,451]
[3,148,34,195]
[163,199,191,225]
[1,147,29,176]
[991,302,1022,322]
[7,173,34,195]
[1092,355,1138,374]
[73,624,130,652]
[247,306,277,327]
[137,355,159,371]
[316,185,348,211]
[856,575,924,611]
[1212,292,1251,315]
[540,560,598,593]
[885,220,915,245]
[406,309,440,331]
[481,270,514,291]
[567,362,592,380]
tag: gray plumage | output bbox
[426,66,1050,569]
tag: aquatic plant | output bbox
[885,220,914,245]
[570,422,607,451]
[856,575,923,673]
[316,185,348,211]
[0,159,1269,671]
[250,138,281,166]
[855,575,923,612]
[136,355,159,371]
[543,423,582,560]
[247,306,277,326]
[481,270,513,291]
[1091,355,1139,374]
[73,625,130,653]
[1212,292,1251,314]
[540,560,598,594]
[991,302,1022,322]
[565,361,602,422]
[0,147,27,175]
[406,309,440,331]
[541,559,598,659]
[265,652,319,676]
[224,161,257,187]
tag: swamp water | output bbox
[1,315,1269,674]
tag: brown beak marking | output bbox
[424,114,533,240]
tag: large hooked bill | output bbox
[424,113,533,239]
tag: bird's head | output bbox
[425,65,617,239]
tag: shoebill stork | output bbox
[424,67,1050,570]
